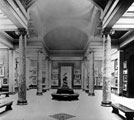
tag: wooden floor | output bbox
[0,89,133,120]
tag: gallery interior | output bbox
[1,0,134,120]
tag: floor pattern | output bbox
[49,113,76,120]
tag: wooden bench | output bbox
[0,101,13,111]
[0,92,10,97]
[111,103,134,120]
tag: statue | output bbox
[62,73,69,88]
[51,72,79,100]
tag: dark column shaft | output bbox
[36,51,43,95]
[88,51,95,96]
[17,28,27,105]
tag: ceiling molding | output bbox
[120,30,134,48]
[20,0,36,10]
[103,0,134,28]
[0,31,14,49]
[51,57,83,61]
[101,0,114,19]
[0,0,27,28]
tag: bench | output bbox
[0,92,10,97]
[111,103,134,120]
[0,101,13,111]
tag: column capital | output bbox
[38,49,43,53]
[83,56,87,61]
[102,28,111,36]
[46,56,50,60]
[89,49,94,53]
[18,28,27,36]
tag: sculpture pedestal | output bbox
[51,85,79,101]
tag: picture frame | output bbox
[52,69,59,74]
[31,76,37,85]
[75,74,81,80]
[123,61,127,69]
[114,70,118,77]
[30,67,37,76]
[74,79,81,85]
[115,77,118,86]
[42,77,46,84]
[42,70,46,77]
[123,75,127,82]
[2,78,8,85]
[0,65,4,77]
[51,80,59,86]
[74,69,81,74]
[123,83,127,91]
[123,69,127,74]
[52,74,58,80]
[114,59,118,70]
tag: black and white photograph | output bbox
[0,0,134,120]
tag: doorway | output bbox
[59,63,74,88]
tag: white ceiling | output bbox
[29,0,101,53]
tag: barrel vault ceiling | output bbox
[0,0,133,60]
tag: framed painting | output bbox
[52,69,59,74]
[75,74,81,80]
[123,75,127,82]
[74,79,81,85]
[31,76,37,85]
[2,78,8,85]
[42,77,46,84]
[114,59,118,70]
[74,69,81,74]
[123,61,127,69]
[0,65,4,77]
[52,74,58,80]
[51,80,59,86]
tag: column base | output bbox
[101,101,112,107]
[36,92,43,96]
[88,93,95,96]
[17,100,28,105]
[85,90,89,93]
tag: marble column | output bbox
[81,61,84,90]
[101,31,112,107]
[9,49,15,93]
[45,57,49,89]
[84,58,88,92]
[48,60,52,89]
[36,50,43,95]
[88,50,95,96]
[17,28,27,105]
[26,58,30,90]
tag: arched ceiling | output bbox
[29,0,101,53]
[44,27,88,50]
